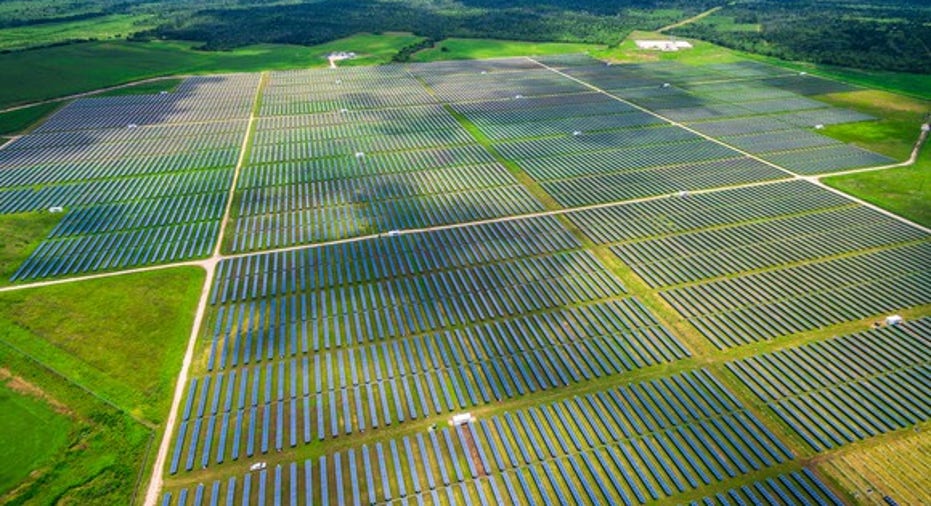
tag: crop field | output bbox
[567,180,931,348]
[727,317,931,452]
[818,429,931,505]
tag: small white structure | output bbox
[572,130,583,137]
[885,315,904,326]
[451,413,474,426]
[328,51,356,68]
[661,83,671,88]
[249,462,267,472]
[335,79,342,85]
[514,94,524,99]
[339,108,349,114]
[48,206,64,213]
[677,190,690,198]
[355,152,365,159]
[159,91,169,95]
[814,124,825,130]
[799,71,808,76]
[921,123,930,132]
[480,71,488,75]
[127,123,138,129]
[635,40,693,51]
[386,230,401,237]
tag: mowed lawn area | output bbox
[0,381,72,496]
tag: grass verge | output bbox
[823,155,931,229]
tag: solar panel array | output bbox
[3,74,260,280]
[164,369,797,505]
[561,61,894,175]
[727,317,931,451]
[569,180,931,348]
[4,53,924,506]
[227,66,544,252]
[169,215,691,474]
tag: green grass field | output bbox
[593,30,746,65]
[0,212,63,285]
[0,267,205,422]
[812,89,931,228]
[410,38,601,62]
[0,14,157,51]
[0,33,422,109]
[0,267,205,503]
[0,103,62,135]
[95,78,183,97]
[0,346,153,505]
[0,381,72,496]
[815,90,930,159]
[823,153,931,229]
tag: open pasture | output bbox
[727,317,931,451]
[163,369,793,505]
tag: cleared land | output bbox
[0,267,205,421]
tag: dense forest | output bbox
[1,0,929,74]
[670,0,931,73]
[131,0,714,49]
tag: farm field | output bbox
[1,40,929,506]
